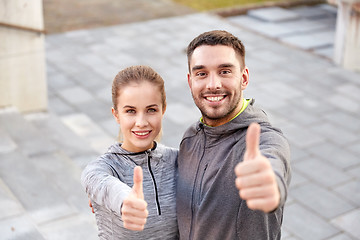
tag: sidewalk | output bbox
[43,0,195,34]
[1,2,359,240]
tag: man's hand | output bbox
[121,166,149,231]
[89,199,94,213]
[234,123,280,213]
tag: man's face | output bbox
[188,45,249,127]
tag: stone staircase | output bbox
[0,107,110,239]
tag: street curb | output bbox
[212,0,329,17]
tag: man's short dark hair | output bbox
[186,30,246,71]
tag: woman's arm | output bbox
[81,157,131,215]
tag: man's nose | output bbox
[206,74,222,90]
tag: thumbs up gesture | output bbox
[234,123,280,213]
[121,166,149,231]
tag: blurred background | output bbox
[1,0,359,239]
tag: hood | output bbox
[105,141,160,165]
[107,141,157,154]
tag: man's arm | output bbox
[234,123,290,212]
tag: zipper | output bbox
[197,163,208,204]
[146,151,161,215]
[189,124,207,239]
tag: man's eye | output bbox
[220,70,231,74]
[196,72,206,77]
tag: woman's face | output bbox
[112,81,164,152]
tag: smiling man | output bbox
[176,30,291,239]
[188,43,248,127]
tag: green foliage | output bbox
[173,0,288,10]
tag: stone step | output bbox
[0,214,46,240]
[24,112,101,169]
[0,151,77,224]
[0,177,24,221]
[248,7,300,22]
[0,108,98,239]
[59,113,116,156]
[0,108,57,157]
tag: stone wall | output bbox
[334,0,360,72]
[0,0,47,112]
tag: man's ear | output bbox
[187,73,192,88]
[241,67,249,90]
[112,107,120,124]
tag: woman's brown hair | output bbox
[112,65,166,112]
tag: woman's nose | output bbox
[135,114,148,127]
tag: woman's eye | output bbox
[126,109,135,114]
[148,108,157,113]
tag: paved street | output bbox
[1,3,360,240]
[43,0,195,34]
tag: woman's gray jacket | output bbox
[81,142,178,240]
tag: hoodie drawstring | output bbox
[147,153,161,215]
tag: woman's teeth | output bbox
[134,131,150,136]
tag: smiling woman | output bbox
[81,65,179,240]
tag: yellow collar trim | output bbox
[200,98,252,126]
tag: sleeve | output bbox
[81,155,132,215]
[260,126,291,209]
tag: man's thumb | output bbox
[245,122,261,160]
[132,166,144,199]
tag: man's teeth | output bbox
[206,96,224,102]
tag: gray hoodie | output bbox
[81,142,179,240]
[176,99,291,240]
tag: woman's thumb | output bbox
[132,166,144,199]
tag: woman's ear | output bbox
[112,107,120,124]
[162,105,166,116]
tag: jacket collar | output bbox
[194,99,269,145]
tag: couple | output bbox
[81,30,291,240]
